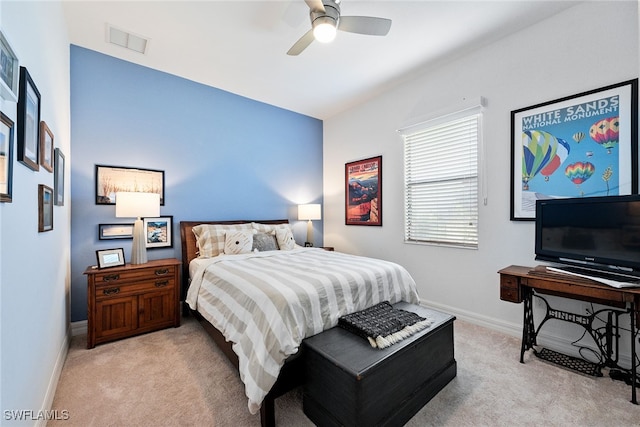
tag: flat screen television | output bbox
[535,194,640,281]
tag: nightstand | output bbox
[84,258,181,349]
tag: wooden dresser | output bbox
[84,258,181,349]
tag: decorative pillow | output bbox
[275,227,296,251]
[192,223,252,258]
[224,230,254,255]
[252,232,279,252]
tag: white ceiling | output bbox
[62,1,579,120]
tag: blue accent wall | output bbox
[70,46,323,322]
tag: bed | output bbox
[179,219,420,426]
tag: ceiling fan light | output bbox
[313,18,337,43]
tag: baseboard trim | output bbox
[71,320,87,337]
[420,299,522,338]
[35,324,71,427]
[419,298,634,368]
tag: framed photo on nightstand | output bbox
[96,248,125,269]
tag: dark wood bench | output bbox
[302,302,457,426]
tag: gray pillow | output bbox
[252,232,279,252]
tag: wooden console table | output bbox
[499,265,639,404]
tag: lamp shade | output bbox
[298,204,321,221]
[115,192,160,218]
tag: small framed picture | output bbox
[38,184,53,232]
[143,216,173,248]
[96,248,126,269]
[17,67,40,171]
[54,148,65,206]
[39,121,54,172]
[0,111,14,203]
[0,31,19,102]
[99,223,134,240]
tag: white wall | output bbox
[323,1,639,342]
[0,1,70,424]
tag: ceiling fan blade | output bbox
[338,16,392,36]
[305,0,325,13]
[287,29,315,56]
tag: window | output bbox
[400,109,481,248]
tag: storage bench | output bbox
[303,302,456,426]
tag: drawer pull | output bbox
[103,274,120,282]
[155,268,170,276]
[155,280,169,288]
[103,287,120,295]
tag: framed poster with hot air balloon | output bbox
[510,79,638,220]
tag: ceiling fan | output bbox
[287,0,392,56]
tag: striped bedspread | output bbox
[185,247,419,414]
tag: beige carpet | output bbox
[48,315,640,426]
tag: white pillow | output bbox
[275,227,296,251]
[224,230,254,255]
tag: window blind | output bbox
[402,113,480,248]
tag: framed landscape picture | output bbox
[510,79,638,220]
[0,111,14,202]
[39,121,54,172]
[38,184,53,232]
[17,67,40,171]
[0,31,19,102]
[345,156,382,226]
[99,223,134,240]
[54,148,65,206]
[143,216,173,248]
[95,164,164,205]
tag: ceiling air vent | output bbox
[107,25,149,54]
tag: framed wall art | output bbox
[0,111,14,203]
[38,184,53,232]
[54,148,65,206]
[17,66,40,171]
[511,79,638,220]
[99,223,134,240]
[345,155,382,226]
[0,31,19,102]
[95,164,165,205]
[39,121,54,172]
[96,248,125,269]
[143,216,173,249]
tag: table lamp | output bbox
[298,204,321,247]
[115,192,160,264]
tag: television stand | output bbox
[546,265,640,288]
[499,265,639,404]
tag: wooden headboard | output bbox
[179,219,289,300]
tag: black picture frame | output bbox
[95,164,165,205]
[17,66,40,171]
[143,215,173,248]
[510,79,638,220]
[98,223,134,240]
[96,248,126,269]
[54,148,65,206]
[0,111,14,203]
[345,155,382,226]
[38,184,53,232]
